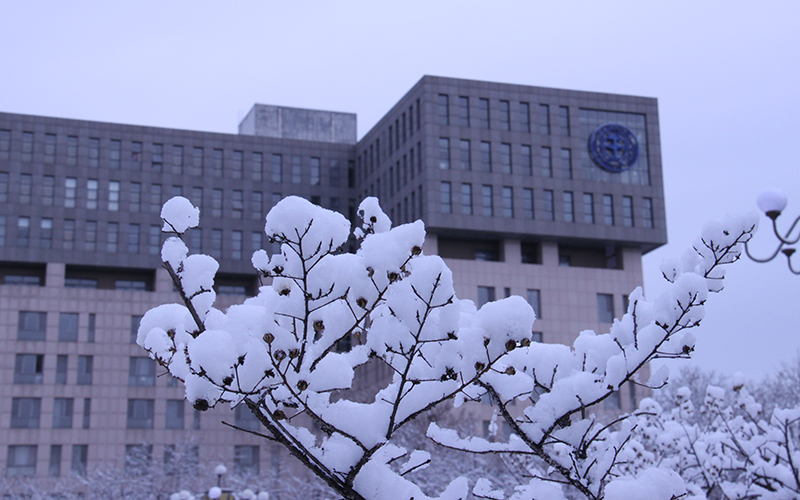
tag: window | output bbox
[457,139,471,171]
[188,226,201,253]
[499,100,510,131]
[192,147,204,176]
[437,94,449,125]
[127,223,140,253]
[130,315,142,344]
[520,102,531,133]
[478,98,490,128]
[125,444,152,475]
[193,409,201,430]
[583,193,595,224]
[131,141,143,165]
[56,355,68,384]
[251,152,263,181]
[82,398,91,429]
[40,218,53,248]
[150,143,163,171]
[11,397,41,428]
[150,183,162,213]
[64,177,77,207]
[231,190,243,219]
[232,230,242,260]
[20,174,32,204]
[330,159,341,187]
[53,398,74,428]
[234,445,260,475]
[77,355,93,385]
[17,216,30,247]
[235,405,260,431]
[643,197,654,228]
[64,136,75,164]
[71,445,88,476]
[22,131,34,160]
[108,181,120,211]
[461,183,472,215]
[127,399,154,429]
[43,175,54,205]
[7,445,37,477]
[86,179,98,209]
[458,96,469,127]
[212,148,223,177]
[166,400,185,429]
[106,222,118,252]
[58,312,79,342]
[477,286,495,308]
[310,157,320,185]
[561,148,572,179]
[88,137,100,167]
[482,185,493,216]
[559,106,570,136]
[271,153,282,182]
[500,143,511,174]
[563,192,574,222]
[0,215,5,246]
[0,129,10,153]
[85,220,97,251]
[603,195,614,226]
[15,354,44,384]
[109,139,121,168]
[291,155,301,183]
[540,104,550,134]
[171,145,184,174]
[436,137,450,169]
[229,150,243,179]
[49,445,62,477]
[541,147,552,177]
[18,311,46,341]
[440,182,452,214]
[597,294,615,323]
[622,196,634,227]
[522,188,534,219]
[147,225,160,255]
[480,141,491,172]
[129,357,155,386]
[250,191,263,220]
[211,229,222,259]
[0,171,8,202]
[526,289,541,319]
[502,187,513,218]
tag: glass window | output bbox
[526,289,541,319]
[60,219,74,250]
[211,229,222,259]
[40,218,53,248]
[234,445,260,475]
[231,150,243,179]
[192,147,203,176]
[499,100,510,131]
[11,397,41,428]
[20,174,32,204]
[251,231,262,253]
[643,197,654,228]
[150,184,162,213]
[310,157,320,185]
[459,139,471,170]
[560,148,572,179]
[583,193,595,224]
[0,129,10,153]
[211,189,223,218]
[603,195,614,226]
[541,147,552,177]
[7,445,37,477]
[461,183,472,215]
[480,141,491,172]
[85,220,97,251]
[58,313,79,342]
[0,215,5,246]
[232,230,242,260]
[501,143,511,174]
[458,96,469,127]
[478,98,490,128]
[502,187,513,218]
[64,177,77,207]
[21,131,34,159]
[53,398,74,429]
[131,141,142,164]
[56,355,68,384]
[520,102,531,133]
[563,192,574,222]
[66,135,77,164]
[71,445,87,476]
[188,226,201,253]
[597,293,615,323]
[151,143,163,171]
[539,104,550,134]
[439,138,450,169]
[251,152,263,181]
[42,175,55,205]
[127,182,141,212]
[0,171,8,202]
[622,196,634,227]
[440,182,452,214]
[108,181,120,211]
[127,399,154,429]
[109,139,121,168]
[232,190,243,219]
[330,159,341,187]
[166,400,185,429]
[129,357,155,386]
[522,188,534,219]
[87,314,95,343]
[212,148,223,177]
[477,286,495,308]
[172,145,183,175]
[559,106,570,136]
[437,94,449,125]
[88,138,99,167]
[130,315,142,344]
[235,405,260,431]
[18,311,46,341]
[106,222,118,252]
[14,354,44,384]
[86,179,98,209]
[127,223,140,253]
[77,355,93,385]
[291,156,301,183]
[251,191,263,220]
[49,445,61,477]
[271,153,282,182]
[482,185,493,216]
[17,216,30,247]
[148,225,160,255]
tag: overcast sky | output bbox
[1,1,798,380]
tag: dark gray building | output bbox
[0,76,665,481]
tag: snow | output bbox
[161,196,200,234]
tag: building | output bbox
[0,76,666,483]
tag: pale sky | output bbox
[1,1,798,380]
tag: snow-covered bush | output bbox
[138,196,757,500]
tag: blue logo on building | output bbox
[588,124,639,173]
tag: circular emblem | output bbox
[588,124,639,173]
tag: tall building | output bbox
[0,76,666,482]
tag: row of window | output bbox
[5,443,261,478]
[437,139,579,178]
[436,95,567,136]
[0,130,354,183]
[476,286,625,325]
[439,183,655,227]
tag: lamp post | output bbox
[214,464,227,488]
[745,188,800,273]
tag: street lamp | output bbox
[214,464,227,488]
[745,188,800,273]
